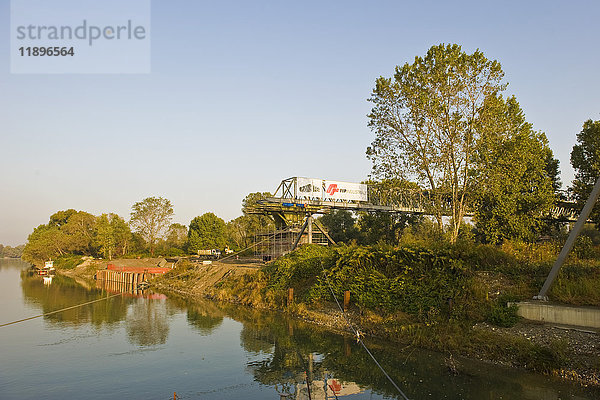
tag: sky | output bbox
[1,0,599,246]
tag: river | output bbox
[0,258,597,400]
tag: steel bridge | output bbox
[246,177,582,259]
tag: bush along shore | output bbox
[54,241,600,387]
[153,242,600,388]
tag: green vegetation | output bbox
[94,213,131,260]
[212,238,600,319]
[188,212,227,253]
[204,238,600,377]
[0,243,24,258]
[53,254,85,270]
[22,199,187,265]
[319,210,360,244]
[229,192,275,252]
[571,119,600,228]
[21,192,272,264]
[473,95,558,243]
[129,196,174,256]
[367,44,559,244]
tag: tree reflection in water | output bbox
[18,273,600,400]
[208,302,599,400]
[184,299,225,336]
[20,272,130,327]
[125,298,175,346]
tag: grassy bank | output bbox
[172,242,600,384]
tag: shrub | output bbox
[488,295,520,327]
[54,254,84,270]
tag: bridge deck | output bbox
[248,197,580,222]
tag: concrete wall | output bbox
[513,301,600,329]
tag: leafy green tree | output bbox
[0,244,24,258]
[570,119,600,228]
[42,209,97,255]
[166,223,188,250]
[22,210,96,264]
[319,210,360,244]
[111,215,133,256]
[242,192,275,234]
[48,209,78,227]
[227,192,275,250]
[22,224,67,263]
[94,213,132,259]
[129,232,148,255]
[226,216,249,251]
[358,212,421,245]
[473,95,558,243]
[60,211,96,254]
[95,214,115,260]
[129,197,174,256]
[367,44,505,243]
[188,213,227,253]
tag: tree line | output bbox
[0,244,25,258]
[21,193,273,265]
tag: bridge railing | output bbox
[266,178,582,221]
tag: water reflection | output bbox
[184,300,225,335]
[125,298,173,346]
[95,276,158,297]
[14,268,600,400]
[212,302,598,400]
[20,272,176,347]
[21,272,130,327]
[0,258,30,271]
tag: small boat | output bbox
[37,260,56,276]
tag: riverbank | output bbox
[58,252,600,388]
[156,248,600,386]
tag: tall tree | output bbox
[129,197,174,255]
[473,95,557,243]
[367,44,505,242]
[358,212,421,245]
[61,211,96,254]
[95,214,115,260]
[570,119,600,227]
[319,210,360,244]
[188,213,227,253]
[228,192,275,250]
[94,213,132,259]
[22,224,67,263]
[166,223,188,249]
[22,210,97,264]
[111,215,133,256]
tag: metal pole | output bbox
[313,218,337,245]
[292,218,310,250]
[535,175,600,300]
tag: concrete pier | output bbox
[513,301,600,329]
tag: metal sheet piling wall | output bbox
[96,269,151,293]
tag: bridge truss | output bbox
[247,177,583,259]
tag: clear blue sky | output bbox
[1,0,599,246]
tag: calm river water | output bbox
[0,258,598,400]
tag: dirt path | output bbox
[152,261,260,299]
